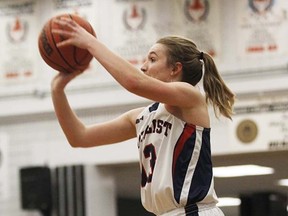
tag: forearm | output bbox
[87,39,143,92]
[51,88,86,147]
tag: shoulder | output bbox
[170,81,205,107]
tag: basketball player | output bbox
[51,18,234,215]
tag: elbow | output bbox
[68,139,94,148]
[64,125,93,148]
[67,139,83,148]
[66,132,98,148]
[65,131,88,148]
[69,140,80,148]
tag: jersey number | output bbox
[141,144,156,187]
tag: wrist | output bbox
[51,82,66,95]
[86,36,100,55]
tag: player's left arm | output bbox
[52,18,201,108]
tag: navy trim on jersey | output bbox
[172,125,213,207]
[185,203,199,215]
[149,102,159,112]
[187,128,212,204]
[172,124,197,203]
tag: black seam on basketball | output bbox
[40,48,69,73]
[39,44,70,73]
[38,30,70,73]
[38,29,54,63]
[42,56,70,73]
[50,15,76,71]
[39,36,67,72]
[76,50,92,66]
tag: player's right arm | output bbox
[51,72,142,148]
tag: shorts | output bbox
[159,204,225,216]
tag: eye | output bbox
[149,57,156,63]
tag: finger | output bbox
[51,28,73,37]
[51,29,73,47]
[52,18,69,28]
[53,18,78,30]
[52,18,74,31]
[55,38,74,47]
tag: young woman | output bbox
[51,18,234,216]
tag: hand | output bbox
[52,17,96,49]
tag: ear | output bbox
[171,62,182,76]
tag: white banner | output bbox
[0,0,38,85]
[98,0,157,69]
[236,0,288,66]
[175,0,222,62]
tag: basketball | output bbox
[38,14,96,73]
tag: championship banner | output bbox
[99,0,158,69]
[175,0,222,62]
[0,133,9,201]
[0,0,38,85]
[236,0,288,65]
[50,0,96,39]
[151,0,184,38]
[50,0,97,24]
[228,102,288,154]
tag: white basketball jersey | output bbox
[136,103,219,215]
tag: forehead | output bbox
[148,43,167,56]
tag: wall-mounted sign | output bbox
[230,102,288,153]
[236,119,258,144]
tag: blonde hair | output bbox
[157,36,235,119]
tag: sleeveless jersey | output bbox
[136,102,220,215]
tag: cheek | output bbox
[155,70,170,81]
[147,64,170,81]
[145,66,157,77]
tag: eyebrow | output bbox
[148,51,158,56]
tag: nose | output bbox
[141,62,147,73]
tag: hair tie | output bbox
[197,52,205,95]
[199,52,204,60]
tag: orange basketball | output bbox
[38,14,96,73]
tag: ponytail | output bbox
[202,53,235,119]
[157,36,235,119]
